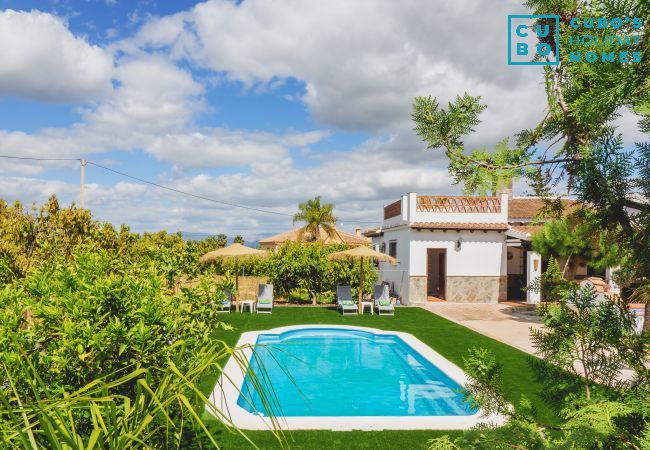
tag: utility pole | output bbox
[80,158,86,208]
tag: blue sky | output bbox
[0,0,641,239]
[2,0,198,43]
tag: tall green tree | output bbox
[412,0,650,328]
[292,196,339,242]
[232,235,245,245]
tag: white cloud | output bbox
[0,176,78,204]
[1,129,457,238]
[280,130,331,147]
[84,55,206,136]
[146,130,289,169]
[0,10,114,102]
[6,0,642,239]
[129,0,542,144]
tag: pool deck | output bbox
[422,302,543,355]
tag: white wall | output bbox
[371,226,411,301]
[409,230,507,277]
[383,193,509,228]
[410,211,507,224]
[527,251,542,304]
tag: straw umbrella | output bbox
[328,246,398,313]
[200,243,268,311]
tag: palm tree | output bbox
[293,196,339,243]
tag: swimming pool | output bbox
[239,328,474,417]
[209,325,505,430]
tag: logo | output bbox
[508,15,560,65]
[566,17,643,63]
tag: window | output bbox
[380,242,386,254]
[388,240,397,258]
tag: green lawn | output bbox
[199,307,549,449]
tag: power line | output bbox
[86,161,382,223]
[0,155,81,161]
[0,154,382,224]
[86,160,295,217]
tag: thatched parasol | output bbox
[200,243,268,310]
[329,246,398,313]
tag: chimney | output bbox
[355,226,361,236]
[496,178,513,196]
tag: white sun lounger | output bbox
[256,284,274,314]
[374,284,394,316]
[216,290,232,313]
[337,285,358,315]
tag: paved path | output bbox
[423,303,638,382]
[422,302,543,355]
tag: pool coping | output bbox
[207,324,507,431]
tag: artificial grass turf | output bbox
[199,306,552,449]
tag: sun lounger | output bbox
[256,284,274,314]
[337,285,357,315]
[216,290,232,313]
[374,284,394,316]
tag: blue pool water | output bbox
[237,328,475,417]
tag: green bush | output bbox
[0,197,278,447]
[264,242,377,304]
[526,257,576,303]
[0,244,231,445]
[1,344,237,449]
[531,210,622,281]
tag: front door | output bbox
[427,249,446,299]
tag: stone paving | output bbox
[422,302,543,355]
[423,302,638,381]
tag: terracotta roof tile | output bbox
[411,222,509,231]
[363,227,383,237]
[417,195,502,213]
[508,197,575,219]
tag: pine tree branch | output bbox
[455,152,579,170]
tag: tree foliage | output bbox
[430,280,649,448]
[532,208,622,279]
[526,257,575,302]
[532,286,639,398]
[0,196,276,447]
[292,196,338,242]
[446,257,650,447]
[264,241,377,305]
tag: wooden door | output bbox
[438,251,446,299]
[427,249,446,299]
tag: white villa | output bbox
[364,191,595,305]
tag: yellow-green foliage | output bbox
[0,196,245,447]
[264,241,377,304]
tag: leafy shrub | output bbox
[429,285,650,449]
[531,209,622,281]
[0,344,237,449]
[264,242,377,304]
[0,244,227,415]
[532,285,638,398]
[526,257,576,303]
